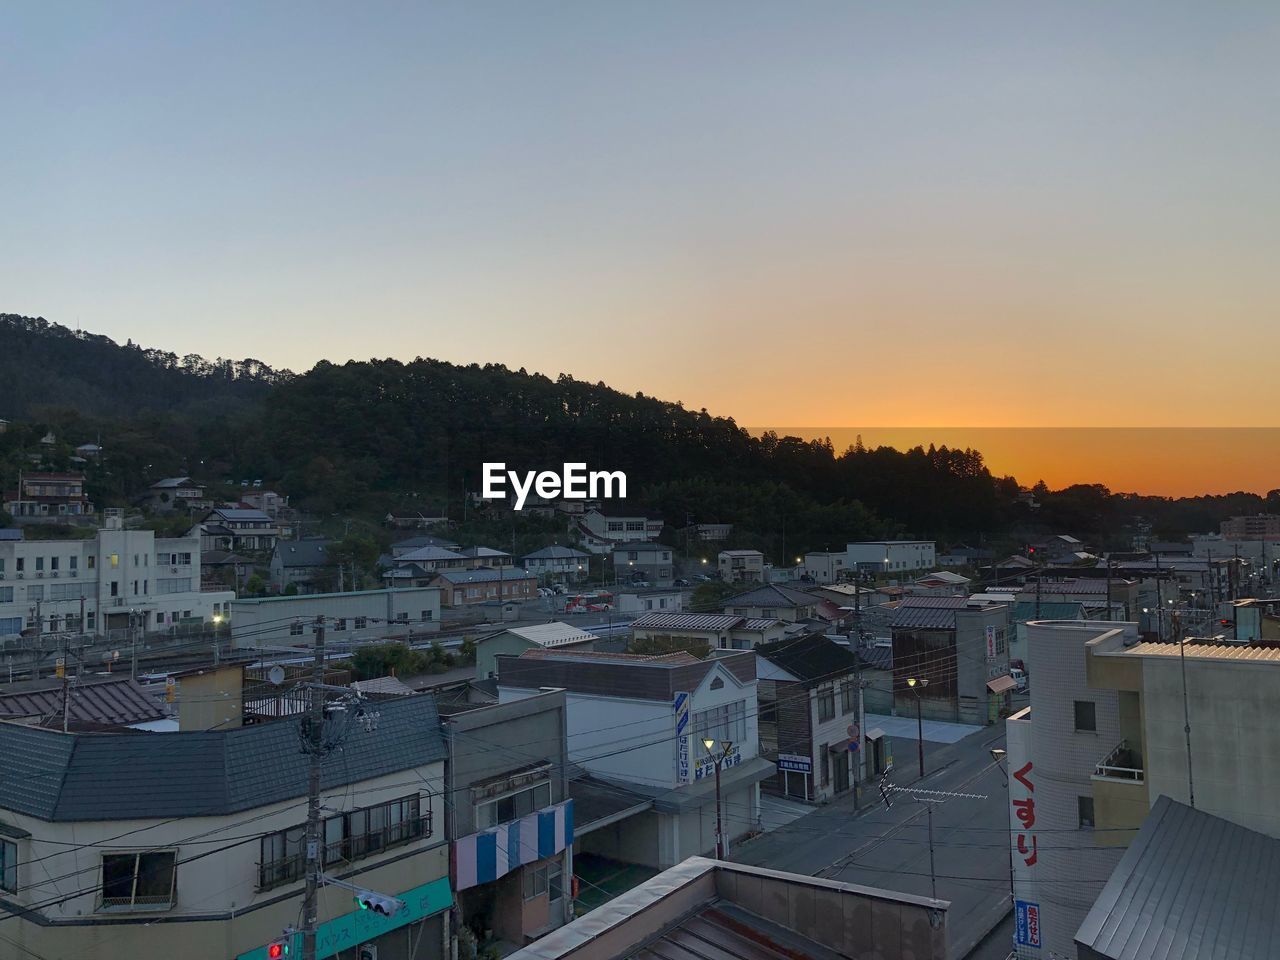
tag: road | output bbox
[732,717,1016,960]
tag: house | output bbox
[1031,533,1087,561]
[442,689,575,952]
[380,545,468,587]
[458,546,513,568]
[937,545,995,569]
[577,507,664,554]
[613,589,684,616]
[2,472,94,520]
[229,586,441,650]
[522,545,592,582]
[846,540,937,574]
[74,442,102,460]
[0,509,232,639]
[391,534,461,557]
[475,621,601,679]
[240,489,289,518]
[809,582,891,610]
[718,549,765,583]
[689,522,732,541]
[190,505,279,553]
[430,568,538,607]
[890,595,1011,725]
[755,634,868,803]
[145,477,208,513]
[909,569,972,596]
[801,551,846,584]
[629,612,787,652]
[0,674,168,727]
[612,542,674,586]
[497,649,773,869]
[0,694,452,960]
[507,857,948,960]
[269,538,336,593]
[721,583,822,623]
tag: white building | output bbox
[802,551,847,584]
[229,586,441,650]
[0,510,232,641]
[497,649,773,869]
[577,509,665,554]
[0,694,452,960]
[718,550,765,583]
[522,545,592,582]
[846,540,936,574]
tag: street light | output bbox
[906,677,929,778]
[702,737,733,859]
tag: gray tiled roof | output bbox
[433,568,536,585]
[0,694,445,822]
[1075,795,1280,960]
[722,584,817,609]
[523,545,590,560]
[275,539,332,568]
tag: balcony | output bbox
[1093,739,1143,782]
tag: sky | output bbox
[2,3,1278,490]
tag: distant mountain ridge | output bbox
[0,313,290,420]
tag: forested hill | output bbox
[0,314,288,419]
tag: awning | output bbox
[987,675,1017,694]
[864,727,886,741]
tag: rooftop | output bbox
[433,567,537,584]
[501,622,599,648]
[722,584,818,609]
[397,545,467,563]
[755,634,860,683]
[0,675,166,727]
[1075,796,1280,960]
[497,649,755,703]
[523,545,591,560]
[274,539,332,568]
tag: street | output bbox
[733,718,1015,960]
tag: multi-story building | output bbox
[613,542,674,586]
[890,595,1012,725]
[191,506,280,553]
[1220,513,1280,540]
[629,612,786,653]
[145,477,208,514]
[0,511,231,640]
[718,549,765,583]
[521,545,592,583]
[801,551,846,584]
[496,649,773,869]
[441,689,575,951]
[2,472,94,520]
[847,540,936,574]
[577,508,664,554]
[429,568,538,607]
[269,538,336,593]
[722,583,821,623]
[229,586,441,650]
[0,693,452,960]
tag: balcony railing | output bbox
[256,813,432,891]
[1094,739,1144,782]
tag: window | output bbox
[87,555,95,569]
[156,578,192,595]
[1078,796,1095,829]
[523,863,549,900]
[548,860,563,902]
[421,609,433,621]
[476,781,552,829]
[50,557,59,571]
[69,556,77,571]
[110,581,119,597]
[110,554,119,568]
[334,618,347,631]
[258,795,428,891]
[841,681,858,714]
[0,838,16,893]
[27,585,43,602]
[290,622,304,636]
[0,587,11,603]
[15,558,23,572]
[100,851,176,910]
[1073,700,1097,732]
[0,617,22,636]
[354,617,367,630]
[817,686,836,723]
[693,701,747,748]
[86,612,96,630]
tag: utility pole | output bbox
[1174,612,1195,809]
[130,610,139,680]
[302,616,326,960]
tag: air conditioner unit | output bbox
[70,570,78,577]
[35,571,44,578]
[0,573,5,580]
[51,571,60,578]
[15,573,23,580]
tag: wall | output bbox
[955,605,1011,726]
[230,587,441,649]
[475,632,535,681]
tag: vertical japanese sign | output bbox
[1006,714,1040,951]
[674,692,691,784]
[986,624,997,661]
[1015,900,1041,947]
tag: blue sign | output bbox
[1015,899,1042,948]
[776,753,812,774]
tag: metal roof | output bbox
[631,613,743,631]
[522,545,590,560]
[0,694,446,822]
[498,650,755,702]
[0,676,166,727]
[1075,795,1280,960]
[755,634,860,684]
[207,507,272,522]
[397,545,466,563]
[722,584,818,609]
[433,567,537,584]
[274,539,332,568]
[504,622,598,648]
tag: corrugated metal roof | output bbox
[0,694,445,821]
[1121,641,1280,663]
[506,622,598,648]
[631,613,743,631]
[740,619,781,631]
[1075,795,1280,960]
[631,905,835,960]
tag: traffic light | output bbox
[353,890,405,918]
[267,938,291,959]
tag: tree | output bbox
[691,581,738,611]
[629,634,711,659]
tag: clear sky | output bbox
[3,3,1278,436]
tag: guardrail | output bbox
[1094,739,1144,782]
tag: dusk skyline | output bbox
[4,2,1278,439]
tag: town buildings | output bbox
[475,622,603,679]
[718,549,766,583]
[755,634,867,803]
[847,540,937,574]
[0,694,452,960]
[1220,513,1280,540]
[576,508,664,553]
[269,538,336,593]
[191,505,279,554]
[2,472,94,521]
[722,583,822,623]
[145,477,208,514]
[497,649,772,869]
[229,586,441,650]
[629,612,787,652]
[0,510,231,640]
[612,542,674,586]
[801,550,846,584]
[891,595,1012,725]
[522,545,591,582]
[430,568,538,607]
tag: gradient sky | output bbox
[3,3,1278,437]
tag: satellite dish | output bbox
[267,665,286,686]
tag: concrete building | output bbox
[755,634,867,803]
[629,612,787,653]
[0,510,231,641]
[577,509,665,554]
[0,694,452,960]
[475,622,601,679]
[891,596,1012,725]
[229,586,441,650]
[721,584,821,623]
[1220,513,1280,540]
[497,649,773,870]
[801,551,846,584]
[506,856,950,960]
[441,689,575,952]
[429,568,538,606]
[612,542,674,587]
[522,545,591,582]
[718,549,766,583]
[613,589,683,616]
[847,540,936,574]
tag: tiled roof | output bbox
[722,584,817,609]
[207,507,272,522]
[275,539,332,568]
[755,634,859,684]
[397,545,466,563]
[433,568,536,585]
[0,676,166,727]
[0,694,445,821]
[523,545,590,560]
[890,595,968,630]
